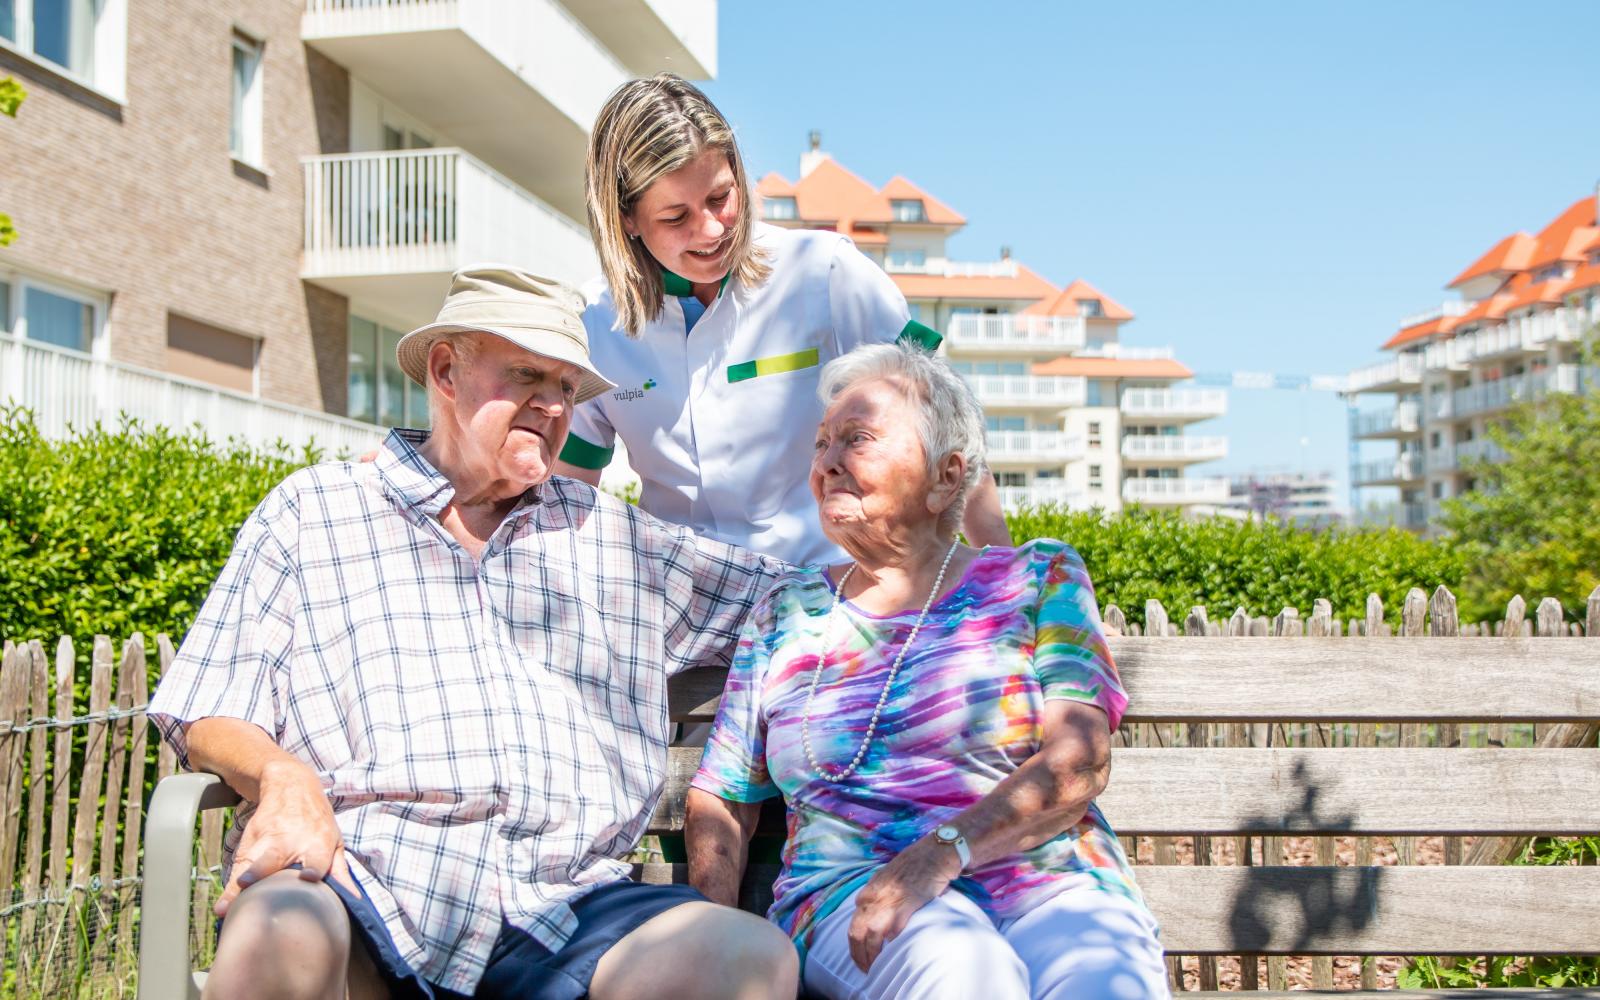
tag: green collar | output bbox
[661,268,729,299]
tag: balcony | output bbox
[963,374,1087,409]
[1119,387,1227,422]
[558,0,716,77]
[885,260,1019,277]
[302,0,631,219]
[986,430,1086,466]
[1074,344,1177,360]
[1451,365,1581,419]
[1347,353,1423,394]
[1353,401,1422,439]
[944,314,1086,355]
[1358,501,1429,532]
[1353,453,1423,487]
[302,148,597,324]
[997,480,1085,511]
[1121,476,1231,506]
[0,334,384,457]
[1119,434,1228,464]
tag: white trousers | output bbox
[802,885,1170,1000]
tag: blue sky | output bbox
[698,2,1600,503]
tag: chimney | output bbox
[999,245,1012,261]
[799,130,829,178]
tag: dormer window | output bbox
[1533,263,1567,283]
[1078,298,1104,318]
[890,199,926,223]
[763,196,798,221]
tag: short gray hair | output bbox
[817,342,988,533]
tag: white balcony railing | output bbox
[1121,476,1231,505]
[885,260,1019,278]
[0,334,385,457]
[1119,387,1227,420]
[1119,435,1229,463]
[1075,344,1177,360]
[945,314,1086,353]
[963,374,1087,409]
[1353,453,1423,486]
[1398,300,1474,330]
[986,430,1086,464]
[1353,401,1422,438]
[997,480,1084,511]
[1347,353,1424,394]
[1359,501,1429,531]
[1451,365,1581,419]
[302,148,596,290]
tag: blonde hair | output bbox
[586,74,770,336]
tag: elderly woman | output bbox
[684,343,1167,999]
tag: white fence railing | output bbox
[985,430,1085,463]
[302,148,596,286]
[886,260,1019,278]
[1353,453,1423,486]
[1347,352,1424,394]
[945,314,1086,352]
[1353,401,1421,438]
[303,0,458,35]
[1119,387,1227,420]
[0,334,385,457]
[1451,364,1581,419]
[1119,435,1228,462]
[997,481,1083,510]
[963,374,1087,408]
[1075,344,1177,360]
[1121,476,1230,505]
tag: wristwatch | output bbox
[933,823,971,871]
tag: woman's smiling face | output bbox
[810,377,937,541]
[624,147,740,286]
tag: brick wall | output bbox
[0,0,350,413]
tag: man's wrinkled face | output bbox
[438,334,580,489]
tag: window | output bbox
[4,0,96,79]
[996,471,1026,488]
[986,416,1025,432]
[23,284,94,352]
[886,249,926,271]
[1533,263,1566,284]
[0,279,10,333]
[890,199,925,223]
[906,302,925,323]
[230,30,264,167]
[1078,298,1104,318]
[1430,431,1441,449]
[1034,469,1062,480]
[1087,420,1101,448]
[763,196,797,221]
[1431,482,1444,500]
[348,315,429,428]
[167,313,258,394]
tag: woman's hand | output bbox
[848,837,963,972]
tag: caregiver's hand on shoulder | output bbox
[848,837,963,972]
[358,449,378,462]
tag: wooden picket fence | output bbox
[0,634,223,1000]
[0,579,1595,996]
[1105,583,1600,992]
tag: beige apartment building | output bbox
[1346,191,1600,531]
[0,0,714,453]
[755,137,1228,512]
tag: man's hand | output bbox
[848,837,962,972]
[215,758,351,918]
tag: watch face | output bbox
[936,824,960,843]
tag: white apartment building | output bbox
[1218,472,1345,527]
[756,136,1228,512]
[0,0,714,456]
[1346,191,1600,531]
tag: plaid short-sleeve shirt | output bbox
[148,429,783,994]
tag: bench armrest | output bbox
[137,773,242,1000]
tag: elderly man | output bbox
[148,267,798,1000]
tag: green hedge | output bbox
[1005,505,1470,627]
[0,408,309,644]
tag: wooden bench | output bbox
[140,633,1600,998]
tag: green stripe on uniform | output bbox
[727,348,821,384]
[558,431,615,470]
[897,319,943,350]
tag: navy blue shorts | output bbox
[326,878,709,1000]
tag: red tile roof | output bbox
[1447,232,1536,288]
[891,264,1058,303]
[1021,279,1134,321]
[853,176,966,226]
[1032,356,1193,379]
[1526,197,1599,270]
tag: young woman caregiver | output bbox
[553,74,1012,564]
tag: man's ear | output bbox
[427,340,461,404]
[927,450,968,519]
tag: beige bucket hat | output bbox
[396,265,616,404]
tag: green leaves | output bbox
[1005,505,1467,627]
[0,76,24,118]
[0,407,305,647]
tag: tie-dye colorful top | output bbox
[691,539,1144,953]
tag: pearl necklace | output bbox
[802,539,961,783]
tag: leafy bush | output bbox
[1401,837,1600,989]
[1005,506,1470,627]
[0,408,309,644]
